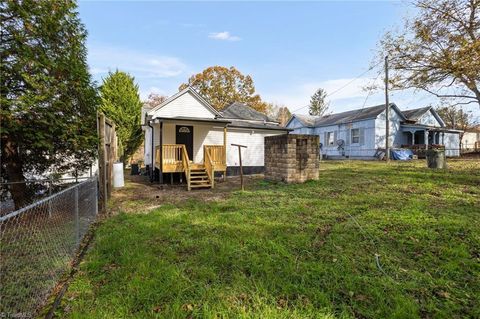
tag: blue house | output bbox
[286,104,462,159]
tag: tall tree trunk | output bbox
[1,136,27,210]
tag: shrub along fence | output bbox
[0,177,98,318]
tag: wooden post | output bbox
[107,127,113,200]
[159,121,163,184]
[112,123,117,162]
[97,112,107,213]
[231,143,247,191]
[385,55,390,162]
[223,126,227,181]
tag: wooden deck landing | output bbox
[154,144,226,190]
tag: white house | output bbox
[461,127,480,151]
[142,87,290,189]
[286,104,462,159]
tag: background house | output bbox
[286,104,462,159]
[461,126,480,151]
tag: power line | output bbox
[291,60,383,114]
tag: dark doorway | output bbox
[176,125,194,160]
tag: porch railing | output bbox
[204,145,226,168]
[181,145,191,190]
[204,147,214,188]
[155,144,190,173]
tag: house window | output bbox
[351,128,360,144]
[327,132,334,145]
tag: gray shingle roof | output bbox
[221,102,276,122]
[402,106,431,121]
[294,104,391,127]
[228,120,291,131]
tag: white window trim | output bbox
[327,131,335,146]
[351,128,360,144]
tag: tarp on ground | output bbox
[391,148,414,160]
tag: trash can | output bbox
[426,149,446,169]
[130,163,139,175]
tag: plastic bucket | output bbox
[113,162,125,187]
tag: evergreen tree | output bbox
[1,0,97,208]
[99,71,143,163]
[309,88,330,116]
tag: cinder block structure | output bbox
[264,134,319,183]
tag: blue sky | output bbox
[78,1,477,119]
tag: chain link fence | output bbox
[0,177,98,318]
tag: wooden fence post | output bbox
[98,112,107,213]
[231,143,247,191]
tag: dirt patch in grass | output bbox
[109,174,263,214]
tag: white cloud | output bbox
[262,76,449,115]
[208,31,241,41]
[263,77,383,114]
[88,45,187,79]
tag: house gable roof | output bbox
[287,103,405,128]
[402,106,445,127]
[402,106,431,121]
[221,102,277,122]
[147,87,221,118]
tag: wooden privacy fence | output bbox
[97,112,118,213]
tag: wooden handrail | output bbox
[203,146,214,188]
[155,145,161,168]
[181,145,191,190]
[204,145,225,166]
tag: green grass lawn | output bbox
[58,160,480,318]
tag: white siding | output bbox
[375,108,403,149]
[417,110,442,127]
[225,128,281,166]
[286,117,314,135]
[150,91,216,119]
[144,126,152,166]
[287,116,381,158]
[314,119,377,158]
[462,131,480,149]
[150,122,283,167]
[444,132,460,157]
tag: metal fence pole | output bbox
[48,181,52,218]
[94,178,98,215]
[74,185,79,246]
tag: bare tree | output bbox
[378,0,480,108]
[143,93,168,109]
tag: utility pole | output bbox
[385,55,390,162]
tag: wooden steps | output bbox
[188,165,212,189]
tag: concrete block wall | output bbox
[264,134,320,183]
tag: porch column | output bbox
[411,131,415,145]
[442,132,445,145]
[425,130,429,150]
[150,124,155,182]
[223,126,227,181]
[159,121,163,184]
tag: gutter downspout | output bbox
[146,118,154,182]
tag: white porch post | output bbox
[425,130,429,150]
[411,131,415,145]
[223,126,227,181]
